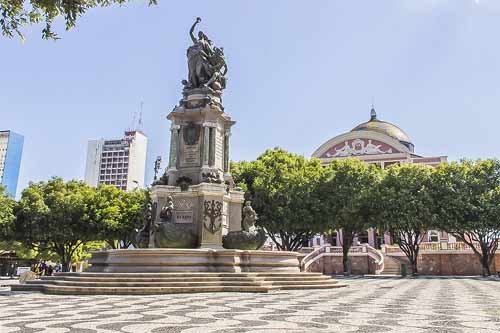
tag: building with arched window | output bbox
[309,107,449,250]
[312,107,446,168]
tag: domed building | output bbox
[312,107,446,168]
[305,107,458,275]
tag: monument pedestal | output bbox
[149,85,245,249]
[87,248,301,273]
[151,183,244,248]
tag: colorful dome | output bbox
[351,108,413,149]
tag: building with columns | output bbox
[309,107,449,249]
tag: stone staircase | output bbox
[12,272,344,295]
[381,256,412,275]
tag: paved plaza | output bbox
[1,277,500,332]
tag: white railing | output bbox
[300,244,385,274]
[382,242,482,254]
[301,246,327,272]
[364,244,384,274]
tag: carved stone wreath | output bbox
[203,200,223,234]
[183,122,201,146]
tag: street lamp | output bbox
[154,156,162,181]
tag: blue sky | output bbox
[1,0,499,193]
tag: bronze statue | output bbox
[242,201,257,232]
[185,17,227,91]
[223,201,266,250]
[159,196,174,222]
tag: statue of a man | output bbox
[186,17,213,88]
[160,196,174,222]
[242,201,258,233]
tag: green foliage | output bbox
[233,148,327,251]
[13,177,97,271]
[0,186,15,239]
[317,158,381,273]
[0,0,157,40]
[72,240,108,262]
[433,159,500,276]
[373,164,436,275]
[90,185,149,248]
[0,241,38,259]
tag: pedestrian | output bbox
[39,260,47,276]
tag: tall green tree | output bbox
[0,0,157,39]
[232,148,327,251]
[90,185,149,249]
[373,164,436,275]
[13,178,97,271]
[317,158,381,274]
[0,186,15,240]
[433,160,500,276]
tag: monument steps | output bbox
[12,284,278,295]
[38,275,328,283]
[13,272,344,295]
[51,272,325,278]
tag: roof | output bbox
[351,108,412,145]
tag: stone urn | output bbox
[222,228,267,250]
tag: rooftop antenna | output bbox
[138,101,144,131]
[129,110,137,132]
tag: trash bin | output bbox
[400,263,407,277]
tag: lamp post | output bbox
[154,156,162,181]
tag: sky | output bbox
[1,0,500,194]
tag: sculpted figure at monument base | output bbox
[222,201,267,250]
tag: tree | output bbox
[90,185,149,249]
[317,159,381,274]
[373,164,436,275]
[0,0,157,40]
[0,185,15,240]
[433,160,500,276]
[232,148,327,251]
[13,178,97,271]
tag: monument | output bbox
[144,17,247,249]
[13,19,344,293]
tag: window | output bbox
[428,230,439,243]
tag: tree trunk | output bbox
[410,258,418,276]
[480,252,491,277]
[57,248,71,272]
[106,239,117,249]
[341,232,352,275]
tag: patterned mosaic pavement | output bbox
[1,277,500,332]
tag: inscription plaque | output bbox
[182,144,201,165]
[175,210,193,223]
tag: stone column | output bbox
[223,131,231,174]
[168,124,180,170]
[368,228,376,247]
[202,125,210,168]
[209,127,216,167]
[384,233,391,245]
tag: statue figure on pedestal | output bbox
[242,201,257,232]
[184,17,227,91]
[159,196,174,222]
[222,201,266,250]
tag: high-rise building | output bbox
[0,130,24,197]
[84,131,147,191]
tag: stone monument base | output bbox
[13,249,347,295]
[87,248,300,273]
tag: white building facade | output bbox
[84,131,147,191]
